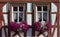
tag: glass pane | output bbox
[19,13,23,22]
[43,6,47,11]
[37,6,42,11]
[19,6,23,11]
[43,13,47,21]
[14,13,18,22]
[38,13,42,22]
[13,7,18,11]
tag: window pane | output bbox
[14,13,18,22]
[43,6,47,11]
[43,13,47,21]
[19,6,23,11]
[19,13,23,22]
[13,7,18,11]
[38,13,42,22]
[37,6,42,11]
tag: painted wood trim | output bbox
[0,12,8,14]
[50,12,57,14]
[12,3,24,6]
[2,12,8,14]
[59,3,60,37]
[33,3,37,22]
[8,3,12,37]
[57,3,59,37]
[51,14,57,37]
[10,3,12,22]
[26,12,32,14]
[24,3,26,21]
[32,3,36,37]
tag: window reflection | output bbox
[19,13,23,22]
[14,13,18,22]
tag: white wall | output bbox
[51,14,56,25]
[51,2,57,37]
[3,14,8,26]
[26,3,32,26]
[27,3,32,12]
[53,28,57,37]
[2,3,10,12]
[2,3,9,26]
[36,6,39,22]
[27,14,32,26]
[51,2,57,12]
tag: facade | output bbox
[0,0,60,37]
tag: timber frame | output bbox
[0,0,59,37]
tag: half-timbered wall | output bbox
[26,3,32,26]
[50,2,59,37]
[2,3,9,37]
[2,3,10,26]
[0,0,59,37]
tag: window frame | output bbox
[36,5,48,22]
[12,6,24,23]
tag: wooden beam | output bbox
[26,12,32,14]
[50,12,57,14]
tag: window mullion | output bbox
[42,6,43,21]
[18,6,19,23]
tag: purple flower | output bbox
[21,21,29,32]
[45,21,52,31]
[33,21,52,34]
[9,22,20,31]
[34,22,41,31]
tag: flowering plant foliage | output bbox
[21,21,29,32]
[45,21,52,31]
[34,21,52,34]
[9,21,29,32]
[9,22,21,31]
[34,22,41,31]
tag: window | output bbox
[13,6,24,22]
[37,5,48,22]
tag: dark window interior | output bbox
[13,7,18,11]
[43,6,47,11]
[19,6,23,11]
[37,6,42,11]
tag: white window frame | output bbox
[36,5,48,22]
[12,6,24,23]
